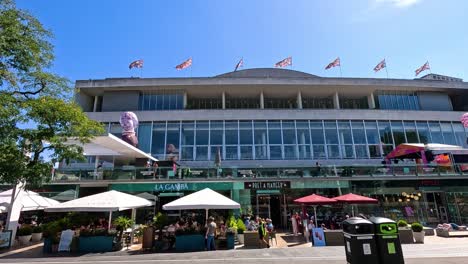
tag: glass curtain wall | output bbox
[109,120,468,162]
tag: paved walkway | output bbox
[2,234,468,262]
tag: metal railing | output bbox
[50,163,468,182]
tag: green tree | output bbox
[0,0,104,187]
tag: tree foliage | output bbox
[0,0,104,187]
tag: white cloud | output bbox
[376,0,422,8]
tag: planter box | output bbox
[78,236,114,253]
[226,234,235,249]
[142,227,154,250]
[32,233,43,242]
[324,230,344,246]
[243,231,259,249]
[18,235,31,245]
[413,231,425,243]
[175,234,205,251]
[237,233,244,244]
[398,228,414,244]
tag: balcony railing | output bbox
[50,163,468,182]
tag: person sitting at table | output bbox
[266,218,274,232]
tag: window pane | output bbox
[196,130,209,145]
[391,121,406,145]
[311,129,325,144]
[327,145,340,158]
[378,121,393,145]
[268,129,282,144]
[254,129,268,145]
[441,123,456,145]
[255,146,268,159]
[365,121,380,144]
[137,123,152,153]
[368,145,381,158]
[196,146,208,160]
[210,146,222,161]
[284,145,297,159]
[225,121,238,129]
[355,145,368,158]
[297,129,311,144]
[429,122,443,143]
[338,121,353,144]
[269,146,282,159]
[240,146,253,160]
[152,122,166,154]
[166,122,180,158]
[352,121,366,144]
[416,121,431,144]
[341,145,354,159]
[210,130,223,145]
[224,146,237,160]
[283,129,296,144]
[181,122,195,145]
[298,145,311,159]
[225,130,238,144]
[313,145,326,159]
[181,147,194,160]
[325,128,338,144]
[240,129,253,144]
[404,121,418,143]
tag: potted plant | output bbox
[17,226,33,245]
[236,218,246,244]
[42,221,61,253]
[31,226,43,242]
[397,220,413,244]
[113,216,134,246]
[226,227,236,249]
[411,222,425,243]
[175,227,205,251]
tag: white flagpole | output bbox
[385,58,389,79]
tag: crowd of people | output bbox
[244,215,274,248]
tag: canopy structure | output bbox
[45,190,152,229]
[162,188,240,222]
[0,189,59,212]
[294,194,336,227]
[136,192,158,202]
[385,143,466,162]
[333,193,378,216]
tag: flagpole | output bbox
[385,58,389,79]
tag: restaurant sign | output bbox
[244,181,290,190]
[154,183,189,192]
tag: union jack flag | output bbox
[415,61,430,76]
[176,58,192,70]
[234,58,244,71]
[129,59,144,69]
[275,57,292,68]
[374,59,386,72]
[325,57,340,70]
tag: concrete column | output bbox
[368,92,376,109]
[93,96,98,112]
[183,92,188,109]
[222,91,226,109]
[333,92,340,109]
[260,91,264,109]
[297,91,303,109]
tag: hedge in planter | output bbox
[17,226,33,245]
[78,229,115,253]
[31,226,43,242]
[175,227,206,251]
[411,222,425,243]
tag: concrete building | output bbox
[51,68,468,227]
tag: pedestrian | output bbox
[205,216,217,251]
[291,212,298,235]
[258,218,270,248]
[316,161,321,176]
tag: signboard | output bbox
[312,227,326,246]
[154,183,189,192]
[244,181,290,190]
[58,229,74,252]
[0,231,12,249]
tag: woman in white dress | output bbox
[291,213,298,235]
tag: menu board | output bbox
[0,231,12,249]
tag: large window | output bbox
[375,91,420,110]
[139,91,184,110]
[138,119,463,162]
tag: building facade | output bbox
[51,68,468,227]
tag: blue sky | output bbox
[17,0,468,81]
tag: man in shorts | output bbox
[205,217,217,250]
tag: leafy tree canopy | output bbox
[0,0,104,187]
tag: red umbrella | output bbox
[333,193,378,216]
[294,194,337,227]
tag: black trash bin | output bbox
[342,217,379,264]
[369,217,405,264]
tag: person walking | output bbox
[205,217,217,251]
[291,212,298,235]
[258,218,270,248]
